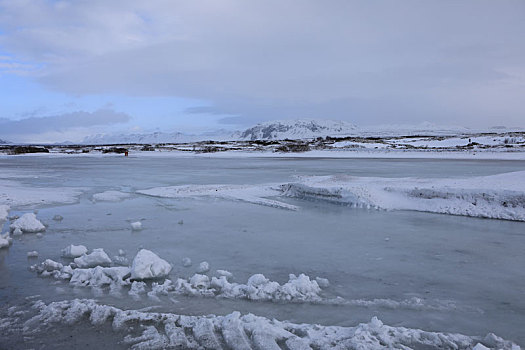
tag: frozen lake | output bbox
[1,155,525,349]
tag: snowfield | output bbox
[2,299,519,350]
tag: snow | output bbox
[92,190,131,202]
[130,249,172,280]
[7,299,519,350]
[281,171,525,221]
[130,221,142,231]
[138,184,298,210]
[9,213,46,233]
[61,244,88,258]
[73,248,112,268]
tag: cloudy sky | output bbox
[1,0,524,142]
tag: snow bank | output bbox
[92,190,131,202]
[281,171,525,221]
[9,213,46,233]
[138,184,298,210]
[130,249,172,280]
[61,244,88,258]
[74,248,112,268]
[9,299,519,350]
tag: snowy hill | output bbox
[0,138,9,144]
[239,119,358,140]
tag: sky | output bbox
[0,0,524,143]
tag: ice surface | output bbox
[281,171,525,221]
[61,244,88,258]
[92,190,131,202]
[130,249,172,280]
[5,299,519,350]
[9,213,46,233]
[74,248,112,268]
[2,155,525,347]
[138,184,299,210]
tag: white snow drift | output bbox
[281,171,525,221]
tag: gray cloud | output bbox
[1,0,524,128]
[0,109,131,140]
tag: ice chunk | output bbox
[12,228,23,236]
[0,205,9,223]
[52,214,63,221]
[189,274,210,289]
[130,249,172,280]
[217,270,233,280]
[129,281,147,300]
[74,248,112,268]
[62,244,88,258]
[70,266,130,288]
[315,277,330,288]
[27,251,39,258]
[36,233,43,238]
[130,221,142,231]
[197,261,210,273]
[473,344,490,350]
[182,257,192,267]
[118,249,126,256]
[10,213,45,233]
[0,235,11,249]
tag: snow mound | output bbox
[9,213,46,233]
[92,190,131,202]
[130,249,172,280]
[11,299,519,350]
[74,248,112,268]
[281,171,525,221]
[61,244,88,258]
[138,184,298,210]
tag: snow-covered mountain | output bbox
[239,119,358,140]
[81,131,235,145]
[0,138,10,144]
